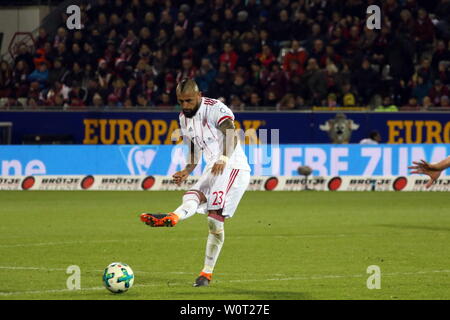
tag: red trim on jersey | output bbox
[217,115,233,126]
[226,169,239,195]
[220,169,240,210]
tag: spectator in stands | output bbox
[352,58,380,105]
[12,60,30,98]
[422,96,433,109]
[305,23,325,53]
[14,44,34,72]
[401,97,420,110]
[260,61,288,101]
[219,42,239,72]
[176,57,197,83]
[195,58,217,94]
[0,60,13,98]
[229,94,245,111]
[326,93,339,108]
[236,41,255,69]
[157,92,172,108]
[340,82,357,107]
[277,93,297,110]
[190,26,208,64]
[53,27,68,49]
[64,62,84,87]
[142,78,158,106]
[412,75,432,103]
[28,62,49,90]
[136,93,150,107]
[52,94,67,108]
[96,59,112,90]
[33,48,48,70]
[269,9,293,47]
[417,57,433,84]
[125,77,140,104]
[92,93,104,108]
[374,96,399,112]
[263,90,278,108]
[46,80,69,104]
[247,92,262,108]
[256,44,276,69]
[302,58,327,105]
[435,0,450,40]
[107,93,120,108]
[292,10,309,41]
[35,28,49,50]
[435,61,450,84]
[431,40,450,74]
[440,95,450,107]
[54,41,70,64]
[283,40,308,75]
[414,8,435,58]
[429,79,450,105]
[48,58,67,85]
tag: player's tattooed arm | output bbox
[218,118,237,158]
[211,118,237,176]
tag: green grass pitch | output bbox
[0,190,449,300]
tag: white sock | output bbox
[173,192,200,220]
[202,216,225,274]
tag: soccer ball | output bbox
[102,262,135,293]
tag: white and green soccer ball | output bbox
[102,262,134,293]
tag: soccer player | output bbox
[140,79,251,287]
[409,156,450,188]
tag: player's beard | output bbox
[182,101,200,118]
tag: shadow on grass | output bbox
[169,286,312,300]
[377,224,450,232]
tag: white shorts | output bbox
[190,167,250,218]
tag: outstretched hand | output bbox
[408,159,441,188]
[173,169,190,186]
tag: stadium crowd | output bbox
[0,0,450,111]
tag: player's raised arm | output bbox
[409,156,450,188]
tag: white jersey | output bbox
[359,138,378,145]
[179,97,251,172]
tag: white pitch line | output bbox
[0,233,384,248]
[0,266,194,275]
[225,270,450,283]
[0,239,140,248]
[1,269,450,297]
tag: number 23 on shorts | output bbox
[212,191,224,206]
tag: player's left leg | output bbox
[193,169,251,287]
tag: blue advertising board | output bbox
[1,111,449,144]
[0,144,448,177]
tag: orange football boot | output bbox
[193,272,212,287]
[140,212,179,227]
